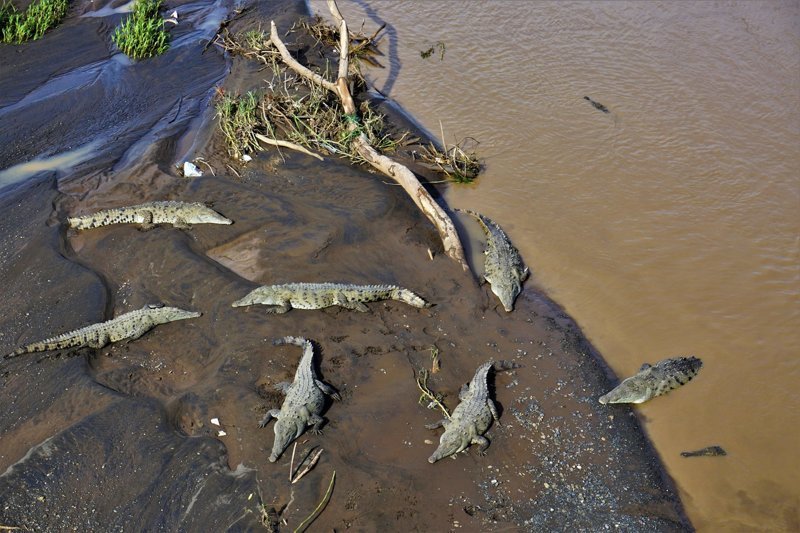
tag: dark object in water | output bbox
[584,96,610,114]
[681,445,727,457]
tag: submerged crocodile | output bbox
[259,336,340,463]
[232,283,431,314]
[427,360,518,463]
[599,356,703,404]
[457,209,528,312]
[681,445,726,457]
[584,95,610,114]
[4,304,201,359]
[67,201,232,230]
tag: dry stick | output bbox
[293,470,336,533]
[288,442,298,482]
[291,448,324,484]
[255,133,324,161]
[268,17,469,271]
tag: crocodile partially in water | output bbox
[426,360,518,463]
[457,209,528,312]
[232,282,430,314]
[259,336,340,463]
[4,304,201,359]
[67,201,233,230]
[681,445,726,457]
[599,356,703,404]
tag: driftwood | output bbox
[268,3,468,270]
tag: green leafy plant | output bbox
[1,0,69,44]
[111,0,169,60]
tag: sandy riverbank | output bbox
[0,0,690,529]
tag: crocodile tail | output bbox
[4,346,30,359]
[67,216,96,230]
[272,336,309,348]
[493,360,522,372]
[391,287,431,308]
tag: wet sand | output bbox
[1,1,690,530]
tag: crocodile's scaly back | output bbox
[457,209,528,312]
[599,356,703,404]
[428,360,507,463]
[5,304,201,359]
[232,282,430,313]
[68,201,232,230]
[260,336,340,463]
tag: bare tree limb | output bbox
[255,133,324,161]
[267,5,468,270]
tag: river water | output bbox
[318,1,800,530]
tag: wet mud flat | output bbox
[0,0,690,530]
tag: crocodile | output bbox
[426,360,518,463]
[67,201,232,230]
[232,283,431,314]
[259,336,340,463]
[599,356,703,404]
[457,209,528,312]
[4,304,201,359]
[681,445,726,457]
[584,96,610,114]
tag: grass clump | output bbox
[215,90,261,160]
[111,0,169,60]
[0,0,69,44]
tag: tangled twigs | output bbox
[416,368,451,419]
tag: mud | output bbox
[0,0,690,530]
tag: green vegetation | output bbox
[111,0,169,60]
[0,0,69,44]
[215,91,261,161]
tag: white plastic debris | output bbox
[183,161,203,177]
[165,10,178,25]
[217,430,227,437]
[241,154,252,163]
[210,417,220,426]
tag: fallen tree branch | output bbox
[268,11,468,270]
[255,133,324,161]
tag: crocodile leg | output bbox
[173,217,191,230]
[274,382,291,394]
[487,399,500,425]
[425,419,447,430]
[314,379,341,400]
[86,332,110,349]
[263,302,291,314]
[458,383,470,400]
[139,210,155,231]
[308,413,325,435]
[472,435,490,456]
[258,409,281,428]
[334,293,369,312]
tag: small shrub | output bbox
[0,0,69,44]
[111,0,169,60]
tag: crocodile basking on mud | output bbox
[67,201,232,230]
[259,336,341,463]
[232,283,431,313]
[426,360,518,463]
[4,304,201,359]
[457,209,528,312]
[598,356,703,404]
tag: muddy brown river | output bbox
[321,0,800,531]
[0,0,794,531]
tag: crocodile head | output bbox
[598,375,652,404]
[487,268,527,312]
[146,305,202,323]
[269,416,302,463]
[232,287,278,308]
[428,429,469,463]
[185,205,233,225]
